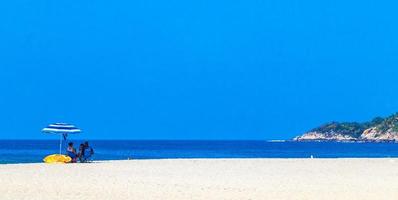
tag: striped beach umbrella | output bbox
[42,123,82,154]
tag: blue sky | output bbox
[0,0,398,139]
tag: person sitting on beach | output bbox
[66,142,78,163]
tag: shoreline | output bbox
[0,156,398,166]
[3,156,398,165]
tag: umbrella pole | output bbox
[59,134,62,155]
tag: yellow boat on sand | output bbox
[43,154,72,164]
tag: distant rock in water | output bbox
[294,113,398,142]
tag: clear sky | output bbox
[1,0,398,140]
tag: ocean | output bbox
[1,140,398,164]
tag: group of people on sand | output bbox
[66,141,94,163]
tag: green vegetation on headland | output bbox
[294,113,398,142]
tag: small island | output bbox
[294,113,398,142]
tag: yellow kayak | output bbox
[43,154,72,164]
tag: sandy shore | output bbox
[1,159,398,200]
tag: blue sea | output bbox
[1,140,398,164]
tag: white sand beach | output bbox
[1,159,398,200]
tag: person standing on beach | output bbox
[78,142,94,162]
[78,143,85,162]
[84,141,94,158]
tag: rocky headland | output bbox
[294,113,398,142]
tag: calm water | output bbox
[1,140,398,164]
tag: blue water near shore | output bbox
[1,140,398,164]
